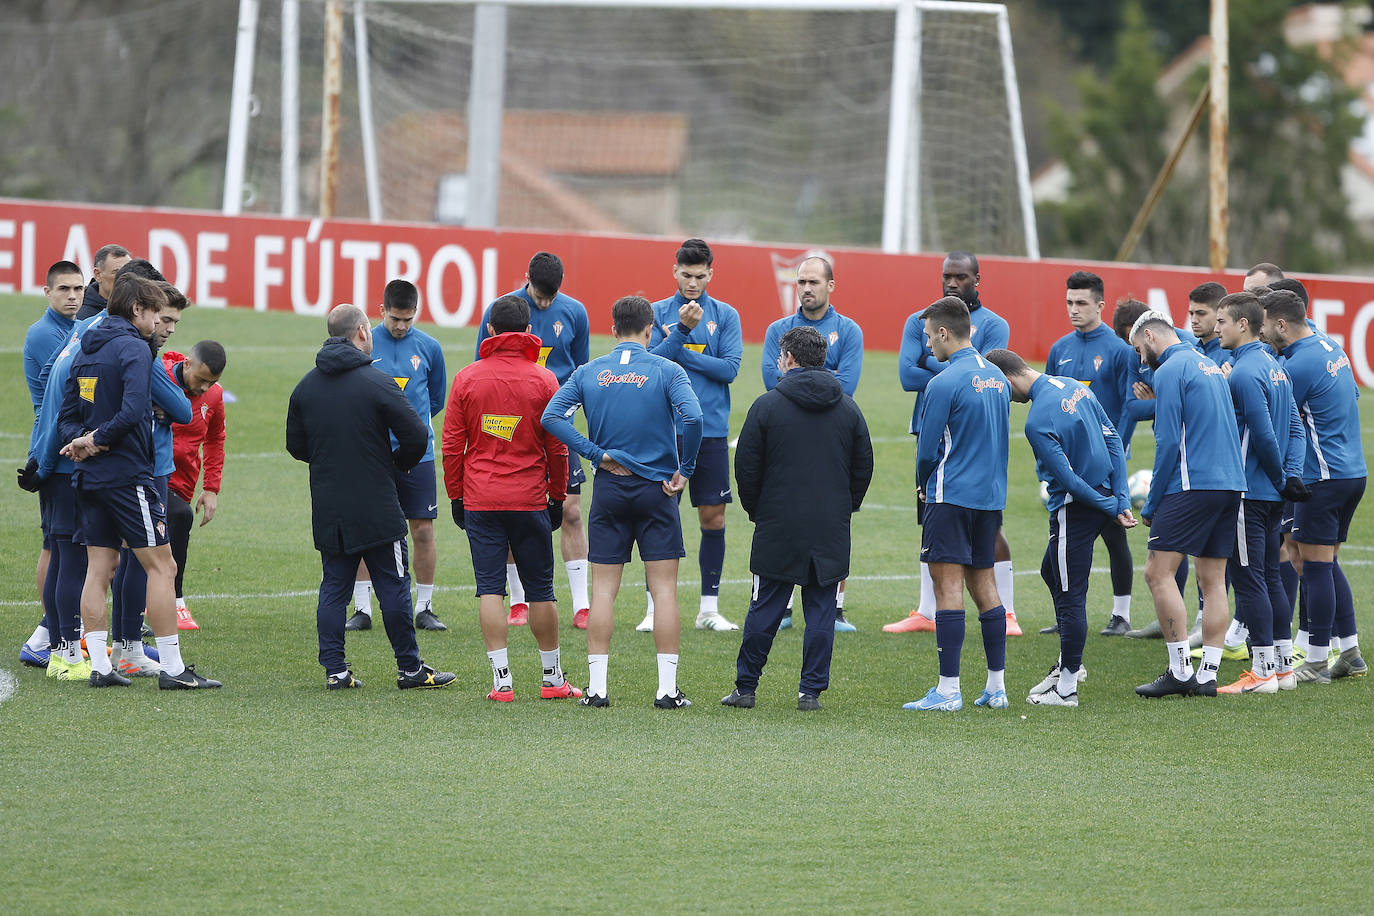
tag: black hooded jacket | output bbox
[286,337,428,554]
[734,366,873,586]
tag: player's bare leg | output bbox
[647,557,688,705]
[583,561,623,703]
[561,494,590,627]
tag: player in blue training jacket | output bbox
[1112,298,1200,452]
[475,252,593,628]
[761,255,864,629]
[1040,271,1139,638]
[905,296,1012,713]
[57,273,219,689]
[1129,311,1246,699]
[987,349,1135,708]
[1262,288,1368,684]
[1212,292,1311,694]
[641,238,743,634]
[542,295,703,710]
[345,279,448,633]
[888,252,1022,638]
[1187,281,1227,361]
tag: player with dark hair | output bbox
[1187,281,1227,360]
[905,295,1012,711]
[476,252,592,629]
[542,295,703,709]
[75,243,131,320]
[346,279,448,633]
[638,238,743,634]
[1129,311,1245,698]
[443,295,580,702]
[986,348,1134,707]
[1262,290,1367,682]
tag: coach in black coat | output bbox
[286,304,437,686]
[726,326,873,710]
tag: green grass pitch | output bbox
[1,294,1371,912]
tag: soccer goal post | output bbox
[225,0,1039,258]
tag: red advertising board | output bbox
[4,197,1374,386]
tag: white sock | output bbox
[1112,594,1131,622]
[1057,665,1079,695]
[1337,634,1359,652]
[937,674,960,697]
[1307,643,1330,665]
[175,596,187,612]
[63,640,82,663]
[588,653,608,697]
[86,631,111,674]
[656,653,679,698]
[698,595,718,617]
[416,583,434,613]
[540,648,564,686]
[27,625,50,650]
[918,563,936,619]
[507,564,526,606]
[352,581,372,616]
[1253,645,1276,678]
[1197,645,1222,683]
[156,635,185,676]
[565,559,589,611]
[1224,618,1248,648]
[1295,629,1310,654]
[994,560,1015,614]
[985,668,1005,693]
[122,639,147,661]
[836,582,846,610]
[1166,640,1194,680]
[1276,639,1295,672]
[645,591,656,616]
[487,647,511,691]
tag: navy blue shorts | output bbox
[920,503,1001,568]
[683,436,731,507]
[394,459,438,519]
[1147,490,1240,558]
[464,508,555,601]
[74,481,169,550]
[43,474,78,539]
[566,453,586,495]
[1292,477,1365,546]
[1279,500,1295,535]
[588,471,685,564]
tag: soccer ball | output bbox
[1038,479,1050,508]
[1128,469,1152,510]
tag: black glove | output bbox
[548,500,564,531]
[1281,476,1312,502]
[17,458,41,493]
[451,498,465,529]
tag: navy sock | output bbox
[978,605,1007,672]
[1333,561,1357,639]
[1298,578,1309,632]
[1174,557,1189,598]
[1302,561,1336,650]
[934,609,965,678]
[698,527,725,598]
[41,548,58,638]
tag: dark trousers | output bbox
[317,539,420,674]
[167,492,195,598]
[1040,503,1110,674]
[1228,499,1283,646]
[735,570,837,695]
[1100,522,1133,597]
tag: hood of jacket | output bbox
[776,366,843,411]
[315,336,374,375]
[80,315,143,354]
[478,331,543,362]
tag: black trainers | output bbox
[653,690,692,709]
[90,668,132,688]
[1100,615,1131,636]
[396,664,456,689]
[158,665,223,690]
[1039,623,1059,635]
[1192,678,1218,697]
[578,693,610,708]
[414,609,447,631]
[721,688,756,708]
[1135,670,1196,698]
[797,692,822,711]
[344,612,372,631]
[327,670,362,690]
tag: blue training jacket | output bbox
[1119,323,1199,449]
[371,322,446,462]
[542,341,703,481]
[1141,342,1247,520]
[24,308,75,413]
[1228,340,1305,502]
[56,316,156,489]
[1045,323,1136,431]
[1281,333,1367,482]
[916,346,1010,511]
[476,287,590,386]
[761,305,863,396]
[1025,374,1128,517]
[899,297,1010,434]
[649,292,742,438]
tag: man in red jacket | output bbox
[442,295,582,701]
[161,340,227,630]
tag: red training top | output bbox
[161,350,226,503]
